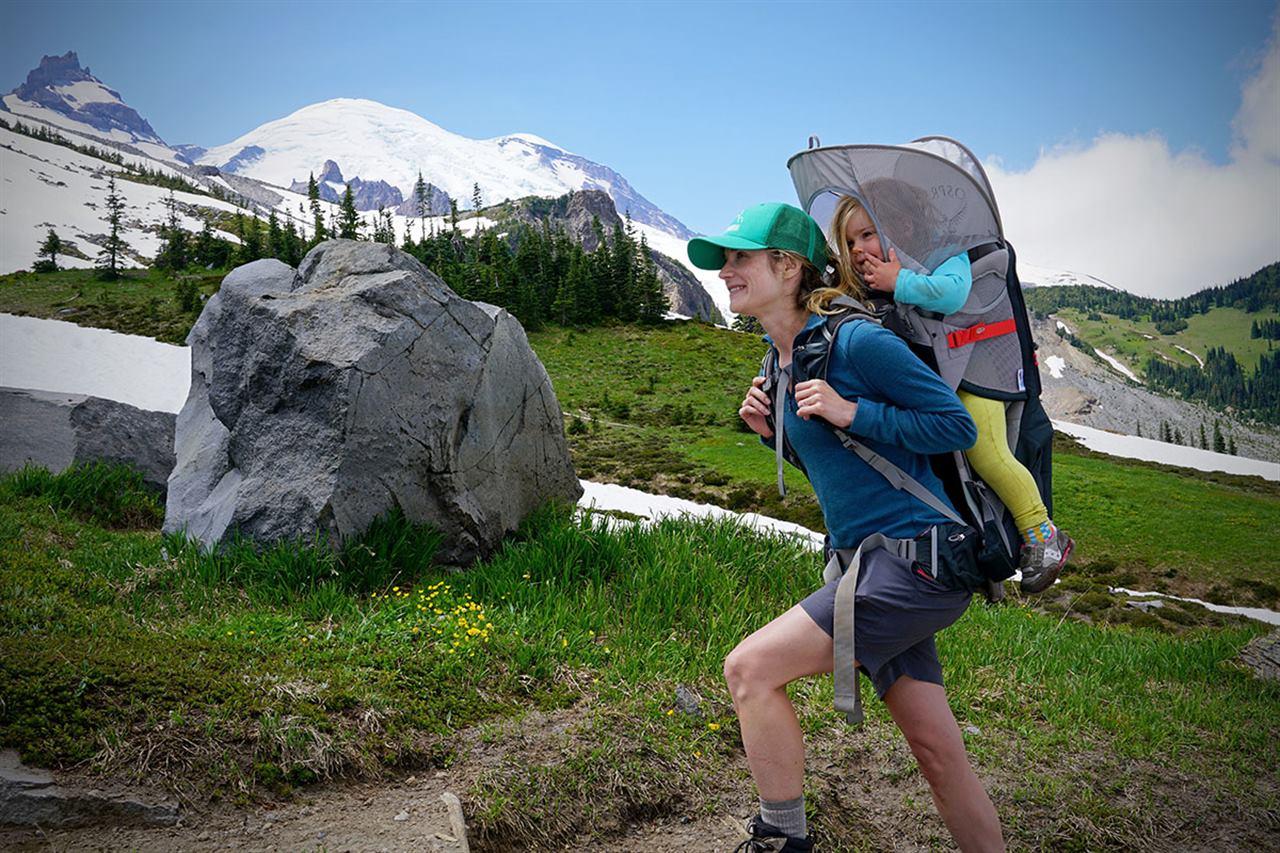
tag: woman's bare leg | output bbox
[723,605,835,801]
[884,675,1005,852]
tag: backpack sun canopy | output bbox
[787,136,1004,275]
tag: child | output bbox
[829,191,1072,592]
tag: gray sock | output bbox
[759,795,807,838]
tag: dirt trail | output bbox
[0,771,753,852]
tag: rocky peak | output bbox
[318,159,344,184]
[6,50,163,144]
[13,52,93,98]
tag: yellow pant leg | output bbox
[958,390,1048,533]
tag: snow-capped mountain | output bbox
[1019,261,1121,291]
[198,98,693,238]
[1,52,182,166]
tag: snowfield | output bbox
[0,314,190,412]
[0,126,246,272]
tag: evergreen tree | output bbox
[1173,426,1183,445]
[96,175,130,279]
[267,210,286,261]
[1228,435,1237,455]
[193,217,231,269]
[414,171,429,241]
[34,228,62,272]
[338,185,360,239]
[1213,420,1226,453]
[1135,421,1142,438]
[237,214,264,264]
[635,234,668,323]
[283,215,302,266]
[449,198,459,234]
[472,182,482,213]
[154,190,190,271]
[308,173,327,244]
[1160,421,1171,443]
[1198,423,1208,450]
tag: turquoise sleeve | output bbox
[892,253,972,315]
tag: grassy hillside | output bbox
[1,463,1277,851]
[0,266,222,344]
[530,322,1280,605]
[1049,304,1280,378]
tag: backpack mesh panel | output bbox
[790,146,1001,274]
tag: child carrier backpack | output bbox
[771,136,1057,600]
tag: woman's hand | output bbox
[794,379,857,428]
[739,375,774,438]
[856,247,901,294]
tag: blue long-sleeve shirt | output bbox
[894,253,972,315]
[767,315,976,549]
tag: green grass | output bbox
[0,266,224,344]
[1052,305,1280,378]
[1,464,1277,850]
[529,322,1280,602]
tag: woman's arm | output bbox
[841,323,976,454]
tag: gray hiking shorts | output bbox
[799,545,973,700]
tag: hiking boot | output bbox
[733,815,814,852]
[1019,529,1074,594]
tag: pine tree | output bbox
[449,198,459,234]
[338,185,360,239]
[236,214,264,264]
[34,228,62,272]
[414,171,429,242]
[96,175,130,279]
[1228,435,1237,455]
[635,234,668,323]
[267,210,286,261]
[1135,421,1142,438]
[1213,420,1226,453]
[307,173,326,243]
[154,189,189,271]
[1198,423,1208,450]
[1160,421,1171,443]
[193,217,230,269]
[472,182,482,213]
[1173,426,1183,445]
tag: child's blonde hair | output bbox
[810,193,872,315]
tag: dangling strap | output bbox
[828,533,917,725]
[832,429,965,527]
[773,364,791,498]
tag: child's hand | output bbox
[860,248,901,294]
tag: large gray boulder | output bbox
[164,240,582,563]
[0,387,175,494]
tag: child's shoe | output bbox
[1019,529,1074,594]
[734,815,815,852]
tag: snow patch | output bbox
[1174,344,1205,369]
[1055,320,1073,335]
[1111,588,1280,627]
[0,314,190,412]
[1093,348,1142,383]
[1045,355,1066,379]
[52,80,121,107]
[1053,419,1278,480]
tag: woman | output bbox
[687,203,1005,852]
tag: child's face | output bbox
[843,207,883,265]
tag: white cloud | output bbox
[985,20,1280,299]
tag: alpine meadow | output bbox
[2,5,1280,852]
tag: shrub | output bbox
[0,462,162,529]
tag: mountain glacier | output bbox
[198,98,693,237]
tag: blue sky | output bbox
[2,0,1277,294]
[2,0,1272,231]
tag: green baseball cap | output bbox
[687,202,828,271]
